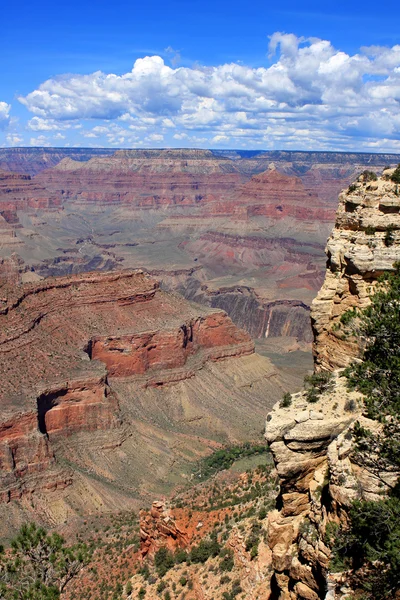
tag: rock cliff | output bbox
[265,170,400,599]
[312,168,400,370]
[0,268,292,537]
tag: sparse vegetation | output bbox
[279,392,292,408]
[384,225,396,247]
[331,263,400,599]
[0,523,91,599]
[390,163,400,184]
[360,170,378,182]
[193,443,270,480]
[304,371,334,403]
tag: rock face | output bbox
[140,501,189,557]
[35,150,244,207]
[231,168,335,223]
[3,150,398,351]
[265,171,400,599]
[0,268,290,536]
[0,147,116,176]
[311,169,400,370]
[0,169,61,245]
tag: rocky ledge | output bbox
[311,169,400,370]
[265,171,400,599]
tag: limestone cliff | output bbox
[265,170,400,600]
[311,168,400,370]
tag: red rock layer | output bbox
[35,150,244,208]
[0,269,254,502]
[230,169,336,221]
[140,501,189,557]
[90,313,251,379]
[0,169,62,213]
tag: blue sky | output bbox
[1,0,400,151]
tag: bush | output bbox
[126,581,133,594]
[190,533,221,563]
[333,490,400,599]
[279,392,292,408]
[390,163,400,183]
[156,581,167,594]
[384,225,396,247]
[347,183,357,194]
[360,170,378,182]
[174,548,188,564]
[304,371,334,403]
[365,225,376,235]
[219,548,234,572]
[154,547,175,577]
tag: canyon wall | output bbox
[1,148,398,352]
[265,170,400,599]
[0,268,291,536]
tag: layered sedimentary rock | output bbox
[265,172,400,599]
[231,168,335,222]
[2,150,399,353]
[35,149,244,207]
[311,168,400,370]
[0,147,116,176]
[0,169,62,247]
[0,268,289,536]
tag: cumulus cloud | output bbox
[17,34,400,150]
[6,133,22,146]
[0,102,11,130]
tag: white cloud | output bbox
[6,133,22,146]
[30,135,52,146]
[16,34,400,150]
[0,102,11,130]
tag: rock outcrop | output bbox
[0,268,290,536]
[139,501,189,557]
[265,171,400,599]
[312,168,400,370]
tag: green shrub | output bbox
[365,225,376,235]
[219,548,234,572]
[190,533,221,563]
[347,183,357,194]
[279,392,292,408]
[360,170,378,182]
[154,547,175,577]
[174,548,188,564]
[126,581,133,594]
[304,371,334,403]
[156,581,167,594]
[384,225,396,247]
[390,163,400,183]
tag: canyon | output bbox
[0,266,297,538]
[1,148,398,355]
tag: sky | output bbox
[1,0,400,152]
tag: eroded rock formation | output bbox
[0,268,289,536]
[265,171,400,599]
[312,168,400,370]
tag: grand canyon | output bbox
[1,148,400,600]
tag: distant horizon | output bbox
[2,146,400,157]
